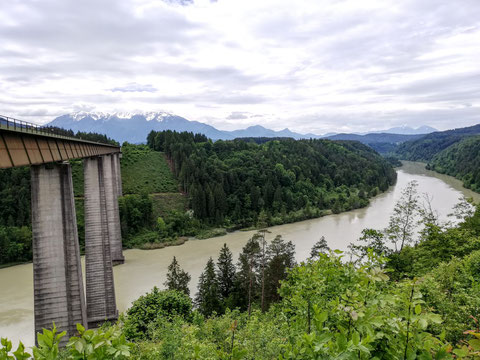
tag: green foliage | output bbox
[66,323,131,359]
[309,236,330,260]
[147,130,396,227]
[263,235,295,307]
[32,323,65,360]
[216,244,236,307]
[123,288,192,341]
[279,253,449,359]
[0,167,32,265]
[119,194,154,239]
[125,249,480,359]
[1,338,30,360]
[395,123,480,162]
[40,126,118,146]
[195,258,222,317]
[428,136,480,192]
[386,180,420,252]
[120,144,178,195]
[0,226,32,265]
[0,167,30,227]
[164,257,191,296]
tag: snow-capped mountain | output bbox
[47,112,323,143]
[46,112,436,144]
[48,112,230,143]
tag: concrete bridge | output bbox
[1,115,123,343]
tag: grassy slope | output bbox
[151,193,188,219]
[120,144,178,195]
[71,144,179,196]
[71,144,186,246]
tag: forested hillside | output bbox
[147,130,397,228]
[395,123,480,161]
[428,136,480,192]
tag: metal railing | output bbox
[0,114,119,147]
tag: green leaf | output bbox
[12,342,30,360]
[453,346,469,358]
[317,311,328,324]
[469,339,480,351]
[414,304,421,315]
[74,340,84,354]
[76,323,85,333]
[418,318,428,330]
[352,332,360,346]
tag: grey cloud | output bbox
[289,106,480,135]
[227,112,249,120]
[135,91,269,105]
[163,0,194,5]
[111,83,157,93]
[2,0,480,132]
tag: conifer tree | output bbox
[216,243,236,308]
[195,257,221,317]
[254,214,270,312]
[265,235,295,306]
[309,236,330,260]
[233,236,261,314]
[164,256,191,296]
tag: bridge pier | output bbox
[31,163,87,345]
[105,154,124,265]
[114,152,123,197]
[83,156,118,328]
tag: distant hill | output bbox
[368,125,437,135]
[394,123,480,161]
[46,112,436,145]
[326,133,424,154]
[326,133,423,143]
[428,135,480,192]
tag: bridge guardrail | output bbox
[0,114,119,148]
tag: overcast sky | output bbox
[1,0,479,134]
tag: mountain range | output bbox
[46,111,436,144]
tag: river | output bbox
[1,161,479,347]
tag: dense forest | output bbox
[3,184,480,359]
[147,130,397,228]
[394,123,480,161]
[427,136,480,192]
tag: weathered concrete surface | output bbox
[114,153,123,197]
[83,157,118,328]
[104,154,124,265]
[31,163,87,345]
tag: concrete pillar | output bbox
[104,154,124,265]
[83,156,118,328]
[31,163,87,346]
[114,153,123,197]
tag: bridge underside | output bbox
[0,128,119,168]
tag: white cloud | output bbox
[0,0,479,133]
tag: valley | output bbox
[1,161,478,348]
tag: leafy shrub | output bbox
[123,288,192,340]
[66,323,131,359]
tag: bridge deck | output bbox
[0,116,120,169]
